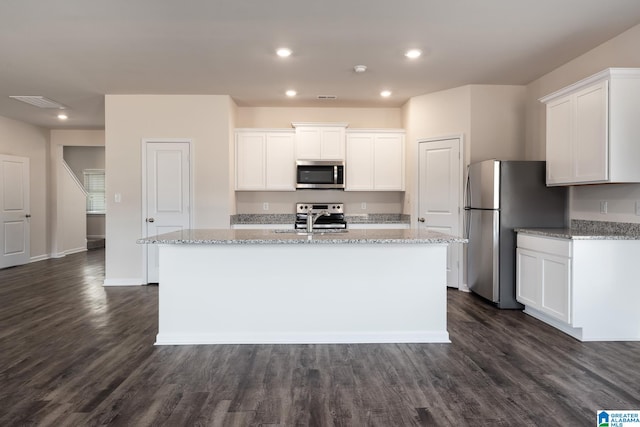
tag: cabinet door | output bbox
[546,96,573,185]
[265,133,295,190]
[540,254,571,323]
[374,134,404,190]
[236,132,265,190]
[573,81,608,183]
[320,127,345,160]
[516,248,541,308]
[346,134,375,190]
[295,127,321,159]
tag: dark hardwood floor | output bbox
[1,249,639,426]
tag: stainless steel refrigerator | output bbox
[465,160,567,309]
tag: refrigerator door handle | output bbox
[463,165,471,239]
[464,165,471,209]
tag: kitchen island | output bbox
[138,228,466,345]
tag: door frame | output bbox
[416,134,466,290]
[141,138,194,284]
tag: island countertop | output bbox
[137,228,467,245]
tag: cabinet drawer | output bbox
[517,234,571,257]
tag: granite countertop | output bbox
[137,228,467,245]
[230,213,410,225]
[517,220,640,240]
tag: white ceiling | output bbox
[2,0,640,129]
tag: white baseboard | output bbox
[103,278,144,287]
[155,330,451,345]
[30,254,50,263]
[65,247,87,256]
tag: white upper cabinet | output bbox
[541,68,640,185]
[235,129,295,191]
[292,123,347,160]
[345,130,405,191]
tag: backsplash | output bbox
[231,213,410,225]
[571,219,640,235]
[235,190,405,215]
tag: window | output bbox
[83,169,106,214]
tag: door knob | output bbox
[146,218,155,223]
[25,214,31,218]
[418,217,425,223]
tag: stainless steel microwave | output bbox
[296,160,345,189]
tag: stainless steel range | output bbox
[295,203,347,232]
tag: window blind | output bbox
[83,169,106,214]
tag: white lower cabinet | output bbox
[516,233,640,341]
[516,236,571,324]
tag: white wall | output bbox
[401,84,526,216]
[234,106,405,215]
[401,85,471,217]
[525,22,640,223]
[0,115,49,260]
[61,164,87,254]
[63,146,105,182]
[63,145,106,238]
[104,95,234,285]
[50,130,105,257]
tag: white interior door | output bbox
[418,138,462,288]
[0,155,30,269]
[144,142,191,283]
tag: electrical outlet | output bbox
[114,193,121,203]
[263,202,269,211]
[600,201,608,214]
[361,202,367,210]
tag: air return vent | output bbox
[9,96,67,109]
[317,95,337,100]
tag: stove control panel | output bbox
[296,203,343,214]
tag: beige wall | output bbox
[525,22,640,223]
[470,85,526,162]
[104,95,234,284]
[236,107,402,128]
[0,115,49,260]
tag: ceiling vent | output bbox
[9,96,67,109]
[317,95,337,100]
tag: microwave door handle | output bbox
[334,165,338,184]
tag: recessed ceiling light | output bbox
[276,48,292,58]
[354,65,367,73]
[405,49,422,59]
[285,90,297,97]
[380,90,392,98]
[57,113,68,120]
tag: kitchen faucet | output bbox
[306,208,330,233]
